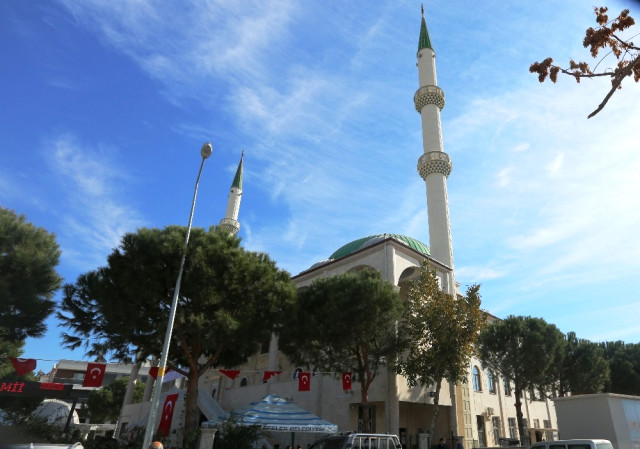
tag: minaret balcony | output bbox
[219,218,240,235]
[418,151,452,179]
[414,85,445,112]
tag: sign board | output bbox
[0,379,73,398]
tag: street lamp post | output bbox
[142,142,213,449]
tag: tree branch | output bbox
[588,53,640,118]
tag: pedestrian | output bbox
[149,442,163,449]
[455,439,463,449]
[438,438,447,449]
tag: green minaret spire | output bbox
[418,4,433,51]
[231,149,243,190]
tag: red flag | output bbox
[262,370,281,383]
[298,372,311,391]
[149,366,172,380]
[82,362,106,387]
[157,393,179,436]
[9,358,36,376]
[342,372,352,391]
[219,369,240,380]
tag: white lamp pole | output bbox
[142,142,213,449]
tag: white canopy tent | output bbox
[228,394,338,433]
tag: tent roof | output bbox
[229,394,338,433]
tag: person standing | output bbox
[438,438,447,449]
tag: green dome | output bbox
[329,233,430,260]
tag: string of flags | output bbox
[6,358,353,391]
[219,368,353,391]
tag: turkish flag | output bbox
[342,372,352,391]
[219,369,240,380]
[82,362,106,387]
[298,372,311,391]
[262,370,281,383]
[157,393,179,436]
[9,358,36,376]
[149,366,172,380]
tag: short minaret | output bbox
[219,151,243,235]
[415,6,455,292]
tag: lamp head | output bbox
[201,142,213,159]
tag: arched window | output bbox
[240,377,248,387]
[472,366,482,391]
[293,368,303,379]
[488,370,496,393]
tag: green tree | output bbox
[212,418,263,449]
[278,270,404,432]
[0,207,61,351]
[530,6,639,118]
[85,376,145,423]
[58,225,296,440]
[600,341,640,395]
[399,262,485,437]
[477,316,564,445]
[557,332,609,396]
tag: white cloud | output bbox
[46,135,145,269]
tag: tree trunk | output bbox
[514,386,527,446]
[428,379,443,438]
[184,370,200,442]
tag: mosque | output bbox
[195,7,559,449]
[115,8,559,449]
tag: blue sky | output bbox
[2,0,639,373]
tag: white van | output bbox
[308,432,402,449]
[530,439,614,449]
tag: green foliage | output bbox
[0,415,81,444]
[400,262,485,386]
[600,341,640,395]
[558,332,609,396]
[477,315,564,442]
[85,376,146,423]
[58,225,296,438]
[279,269,404,406]
[398,262,485,435]
[0,207,61,347]
[212,418,263,449]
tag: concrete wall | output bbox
[554,393,640,449]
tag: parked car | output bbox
[308,432,402,449]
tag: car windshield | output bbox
[596,444,613,449]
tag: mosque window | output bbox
[472,366,482,392]
[488,370,496,393]
[503,376,511,396]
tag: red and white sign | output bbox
[298,372,311,391]
[9,358,36,376]
[342,372,352,391]
[157,393,179,436]
[82,363,106,387]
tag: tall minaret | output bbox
[219,151,243,235]
[415,6,455,294]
